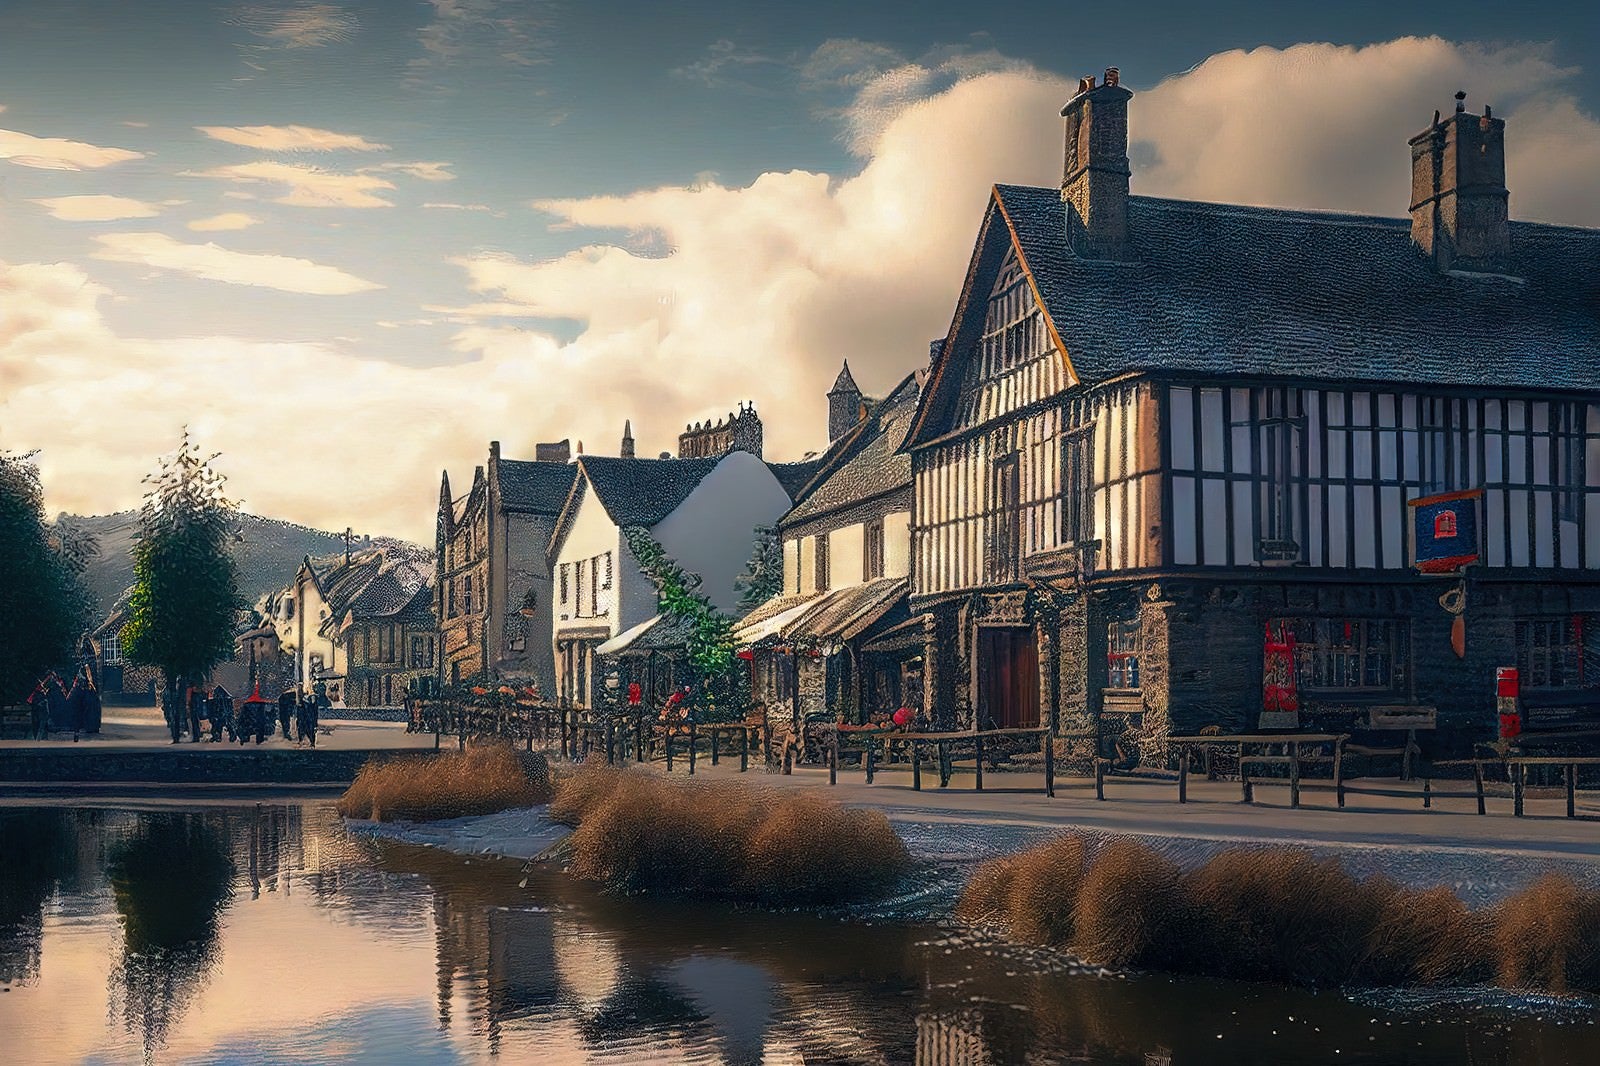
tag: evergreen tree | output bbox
[0,451,93,703]
[735,524,783,612]
[121,434,242,700]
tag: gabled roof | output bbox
[496,459,579,515]
[910,184,1600,448]
[576,455,721,528]
[766,459,826,500]
[784,371,922,526]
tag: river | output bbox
[0,803,1594,1064]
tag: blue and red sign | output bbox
[1408,489,1482,573]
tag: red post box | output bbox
[1496,667,1521,739]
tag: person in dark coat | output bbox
[305,683,327,748]
[163,686,182,743]
[187,684,204,743]
[210,685,235,743]
[83,674,102,734]
[66,672,89,742]
[277,689,295,739]
[45,673,69,733]
[27,680,49,740]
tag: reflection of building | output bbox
[917,1011,995,1066]
[735,366,924,739]
[903,72,1600,748]
[437,440,577,693]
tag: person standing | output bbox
[163,686,182,744]
[187,684,204,743]
[308,684,328,749]
[277,688,295,740]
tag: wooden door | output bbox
[979,627,1040,729]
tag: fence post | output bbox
[1334,739,1345,810]
[688,718,697,775]
[1513,762,1524,817]
[938,740,950,788]
[1423,777,1432,809]
[1474,761,1487,815]
[740,725,749,773]
[1043,731,1054,799]
[1241,744,1253,804]
[974,734,984,792]
[763,723,773,768]
[711,728,720,766]
[665,728,674,772]
[865,737,876,785]
[912,739,923,791]
[1567,763,1577,819]
[1178,744,1188,804]
[829,728,838,786]
[604,718,615,766]
[1289,742,1301,809]
[1095,757,1105,801]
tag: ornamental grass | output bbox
[337,745,551,823]
[958,831,1600,994]
[552,763,911,906]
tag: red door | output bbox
[979,628,1040,729]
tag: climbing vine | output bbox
[621,526,739,720]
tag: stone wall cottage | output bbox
[902,70,1600,756]
[435,440,577,695]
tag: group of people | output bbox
[161,682,328,747]
[24,669,101,741]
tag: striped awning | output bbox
[731,578,907,648]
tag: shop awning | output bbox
[729,596,824,647]
[597,613,695,658]
[787,577,907,644]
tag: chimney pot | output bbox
[1454,90,1467,113]
[1077,75,1095,95]
[1104,66,1119,87]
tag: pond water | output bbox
[0,803,1595,1065]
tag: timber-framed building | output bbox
[904,70,1600,755]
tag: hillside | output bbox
[56,511,427,620]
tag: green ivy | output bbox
[621,526,739,721]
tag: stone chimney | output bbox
[1060,67,1133,260]
[1408,91,1509,274]
[620,420,635,459]
[828,360,864,442]
[534,439,571,463]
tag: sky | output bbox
[1,1,1597,543]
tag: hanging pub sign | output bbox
[1407,489,1483,574]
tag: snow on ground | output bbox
[344,805,568,862]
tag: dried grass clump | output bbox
[1072,838,1181,969]
[1492,873,1600,993]
[555,767,911,906]
[957,834,1600,996]
[337,746,551,823]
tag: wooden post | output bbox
[912,740,922,791]
[688,718,697,775]
[1402,728,1416,782]
[604,718,614,766]
[829,728,838,786]
[1289,742,1301,809]
[974,734,984,792]
[782,740,793,775]
[865,737,876,785]
[938,739,951,788]
[1178,744,1188,804]
[1241,744,1253,804]
[1567,763,1577,819]
[1423,777,1432,809]
[636,714,646,763]
[711,728,720,766]
[763,723,773,768]
[1334,739,1345,810]
[1095,757,1105,801]
[665,728,674,772]
[1513,762,1524,818]
[1474,761,1487,815]
[740,724,749,773]
[1043,730,1055,798]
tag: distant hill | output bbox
[56,511,428,620]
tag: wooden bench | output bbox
[820,725,1062,796]
[1169,733,1348,808]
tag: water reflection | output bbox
[0,804,1595,1066]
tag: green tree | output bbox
[122,434,242,703]
[0,451,94,703]
[734,524,783,612]
[622,526,739,720]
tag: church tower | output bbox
[828,360,865,442]
[620,420,636,458]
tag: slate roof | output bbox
[766,459,827,500]
[992,184,1600,392]
[496,459,579,515]
[785,371,922,526]
[575,455,722,528]
[830,361,860,394]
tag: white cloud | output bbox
[0,125,143,170]
[197,124,389,151]
[232,3,356,49]
[30,195,161,221]
[187,212,263,231]
[91,232,381,294]
[422,201,498,213]
[183,160,396,207]
[364,160,455,181]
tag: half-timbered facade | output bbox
[905,70,1600,752]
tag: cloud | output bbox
[232,3,357,49]
[364,160,455,181]
[184,160,396,207]
[408,0,555,83]
[91,232,381,294]
[672,39,783,90]
[187,212,262,231]
[422,201,499,214]
[0,125,143,170]
[30,195,161,221]
[197,124,389,151]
